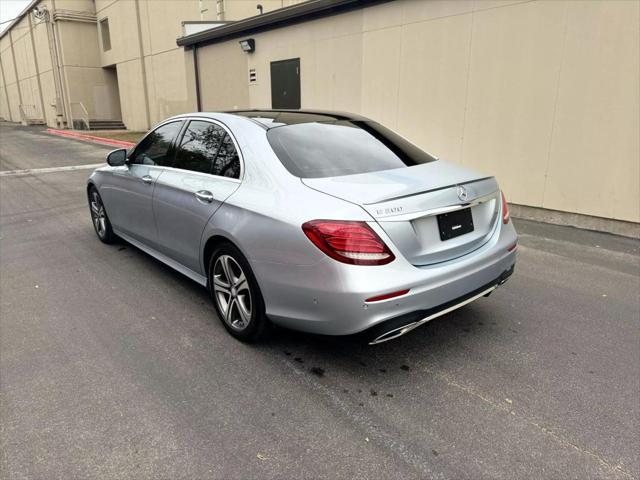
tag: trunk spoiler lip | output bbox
[375,190,499,223]
[362,176,494,205]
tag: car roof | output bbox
[228,109,371,129]
[164,110,371,130]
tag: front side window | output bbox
[99,18,111,52]
[173,121,241,179]
[130,121,182,166]
[267,121,437,178]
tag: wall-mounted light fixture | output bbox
[239,38,255,53]
[32,5,50,22]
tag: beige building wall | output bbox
[0,34,19,121]
[2,0,277,129]
[31,4,56,126]
[193,0,640,223]
[92,0,211,130]
[2,0,637,223]
[222,0,307,20]
[1,0,312,129]
[0,13,42,124]
[197,41,250,111]
[0,0,123,127]
[57,16,121,121]
[0,45,8,120]
[90,0,308,130]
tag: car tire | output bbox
[88,186,116,244]
[208,242,270,342]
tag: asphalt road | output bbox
[1,121,639,479]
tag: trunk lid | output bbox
[302,161,501,265]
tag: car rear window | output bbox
[266,120,437,178]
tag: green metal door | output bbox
[270,58,300,109]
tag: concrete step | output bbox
[22,119,46,126]
[89,119,126,130]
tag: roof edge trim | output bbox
[176,0,389,48]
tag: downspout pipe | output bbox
[0,56,12,122]
[42,4,70,127]
[28,13,48,125]
[134,0,151,129]
[8,30,24,117]
[193,46,202,112]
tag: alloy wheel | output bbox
[90,191,107,238]
[213,254,252,331]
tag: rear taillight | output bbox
[302,220,395,266]
[501,191,510,224]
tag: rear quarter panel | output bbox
[199,127,375,271]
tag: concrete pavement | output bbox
[0,123,111,172]
[1,122,638,479]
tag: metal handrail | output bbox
[69,101,90,130]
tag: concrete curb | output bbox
[510,204,640,239]
[46,128,135,149]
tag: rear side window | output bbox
[174,121,225,174]
[173,121,241,179]
[131,121,182,166]
[212,134,241,178]
[267,121,437,178]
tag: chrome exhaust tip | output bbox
[369,322,418,345]
[368,285,497,346]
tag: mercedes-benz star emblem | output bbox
[457,185,468,202]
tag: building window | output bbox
[100,18,111,51]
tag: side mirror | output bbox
[106,148,127,167]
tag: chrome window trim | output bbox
[156,165,241,184]
[127,116,245,182]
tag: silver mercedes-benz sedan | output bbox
[87,110,517,344]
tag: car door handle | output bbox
[195,190,214,203]
[141,175,153,184]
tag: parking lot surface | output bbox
[1,121,639,479]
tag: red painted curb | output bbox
[46,128,135,149]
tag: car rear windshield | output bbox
[266,120,437,178]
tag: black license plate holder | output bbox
[437,208,474,241]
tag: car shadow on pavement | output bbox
[263,305,496,369]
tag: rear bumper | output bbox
[256,219,518,337]
[363,264,514,344]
